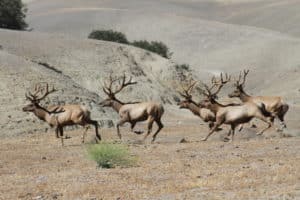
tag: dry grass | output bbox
[0,124,299,199]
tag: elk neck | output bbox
[110,99,125,112]
[239,89,252,102]
[208,99,223,114]
[33,106,55,125]
[187,101,200,116]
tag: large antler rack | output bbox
[102,73,137,97]
[178,79,197,100]
[235,69,249,87]
[201,73,231,98]
[25,82,57,102]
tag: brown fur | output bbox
[228,70,289,130]
[100,74,164,142]
[23,83,100,145]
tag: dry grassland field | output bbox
[1,0,300,199]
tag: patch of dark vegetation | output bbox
[35,61,63,74]
[88,30,129,44]
[131,40,171,59]
[174,63,190,72]
[0,0,28,30]
[88,29,172,59]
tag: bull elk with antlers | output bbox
[22,83,101,145]
[99,74,164,142]
[177,80,216,129]
[228,70,289,131]
[198,73,273,142]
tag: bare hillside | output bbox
[0,29,190,136]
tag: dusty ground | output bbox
[1,120,299,200]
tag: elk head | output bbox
[23,82,57,113]
[99,74,137,107]
[177,80,198,109]
[228,69,249,98]
[199,73,231,109]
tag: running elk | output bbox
[99,74,164,142]
[177,80,215,129]
[22,83,101,145]
[198,73,273,142]
[228,70,289,131]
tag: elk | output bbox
[99,74,164,143]
[198,73,273,142]
[177,80,216,129]
[228,70,289,131]
[22,83,101,146]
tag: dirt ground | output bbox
[1,121,299,200]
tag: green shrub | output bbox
[88,29,172,59]
[86,143,136,168]
[88,30,129,44]
[174,63,190,71]
[131,40,171,59]
[0,0,28,30]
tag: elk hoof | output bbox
[201,138,207,141]
[134,130,144,135]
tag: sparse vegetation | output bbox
[131,40,171,59]
[0,0,28,30]
[88,29,171,58]
[88,30,129,44]
[174,63,190,71]
[86,143,136,168]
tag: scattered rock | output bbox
[275,147,280,150]
[42,156,47,160]
[180,138,188,143]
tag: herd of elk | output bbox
[198,73,273,142]
[22,70,288,145]
[177,80,216,129]
[228,70,289,131]
[22,82,101,146]
[99,74,164,143]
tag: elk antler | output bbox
[201,73,231,98]
[103,74,137,97]
[25,82,57,102]
[235,69,249,87]
[178,79,197,99]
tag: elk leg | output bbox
[256,116,273,135]
[223,129,232,141]
[238,124,244,132]
[201,123,220,141]
[59,126,64,146]
[116,119,126,140]
[143,117,154,141]
[55,127,60,138]
[230,124,236,142]
[81,126,89,144]
[152,119,164,143]
[208,122,214,130]
[130,122,136,132]
[277,114,287,131]
[87,119,101,142]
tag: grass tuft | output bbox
[86,143,137,168]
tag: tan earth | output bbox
[0,0,300,199]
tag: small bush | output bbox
[88,29,172,59]
[174,63,190,71]
[131,40,171,59]
[88,30,129,44]
[86,143,136,168]
[0,0,28,30]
